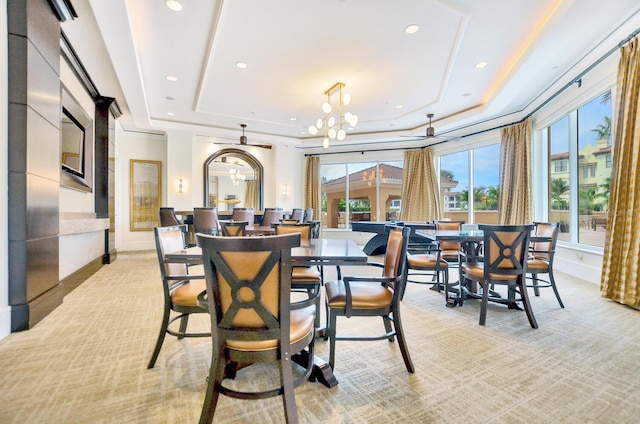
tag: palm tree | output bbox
[441,169,454,180]
[590,116,611,140]
[551,178,570,210]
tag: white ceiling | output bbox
[61,0,640,149]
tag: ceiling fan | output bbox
[214,124,272,149]
[404,113,459,143]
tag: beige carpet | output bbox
[0,250,638,423]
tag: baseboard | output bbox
[60,256,104,296]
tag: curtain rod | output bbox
[306,27,640,157]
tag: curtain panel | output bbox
[497,118,533,225]
[600,37,640,309]
[400,148,441,222]
[305,156,320,219]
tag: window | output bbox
[321,160,403,228]
[439,144,500,223]
[544,91,612,247]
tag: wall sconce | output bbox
[177,178,185,193]
[282,183,289,197]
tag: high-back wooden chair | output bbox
[148,225,209,369]
[302,208,314,223]
[289,208,304,223]
[158,207,181,226]
[196,233,316,424]
[219,220,248,236]
[325,226,414,373]
[232,207,254,224]
[193,207,219,236]
[261,207,284,227]
[527,222,563,307]
[403,223,449,303]
[461,224,537,328]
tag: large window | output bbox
[439,144,500,224]
[545,91,612,247]
[321,160,403,229]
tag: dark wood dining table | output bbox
[415,229,551,306]
[164,237,368,389]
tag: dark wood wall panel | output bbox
[8,0,62,331]
[26,174,59,240]
[25,236,60,301]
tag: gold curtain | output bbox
[399,148,441,221]
[304,156,320,218]
[497,118,532,224]
[245,180,256,209]
[600,37,640,309]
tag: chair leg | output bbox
[479,281,490,326]
[328,309,337,370]
[383,316,394,342]
[147,307,170,369]
[177,314,189,339]
[393,310,415,373]
[531,273,541,296]
[199,348,225,424]
[279,348,299,424]
[549,269,565,308]
[519,281,539,329]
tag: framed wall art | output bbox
[130,159,162,231]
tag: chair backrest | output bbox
[302,208,314,223]
[154,225,188,280]
[532,222,559,261]
[435,220,464,250]
[193,207,219,235]
[479,224,532,279]
[197,232,301,345]
[382,226,410,286]
[159,207,181,227]
[232,207,255,224]
[261,208,284,227]
[275,223,312,240]
[219,221,248,236]
[290,208,304,223]
[280,219,300,225]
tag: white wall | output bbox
[1,0,11,340]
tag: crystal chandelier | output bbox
[308,82,358,148]
[229,168,245,186]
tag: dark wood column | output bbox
[7,0,64,331]
[95,96,117,264]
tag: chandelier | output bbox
[308,82,358,148]
[229,168,246,186]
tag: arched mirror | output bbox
[204,149,263,212]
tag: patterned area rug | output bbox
[0,250,638,423]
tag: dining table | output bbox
[415,228,551,307]
[164,237,368,389]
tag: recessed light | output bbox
[462,93,471,97]
[167,112,175,116]
[166,75,178,81]
[166,1,182,12]
[236,62,248,69]
[290,117,297,121]
[300,131,306,135]
[405,24,419,34]
[166,96,175,101]
[475,61,488,69]
[395,104,404,109]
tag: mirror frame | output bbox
[60,86,93,193]
[203,148,264,210]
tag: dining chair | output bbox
[403,224,449,302]
[527,222,564,307]
[460,224,537,328]
[148,225,209,369]
[219,220,248,236]
[196,232,316,424]
[193,207,219,236]
[158,207,182,226]
[290,208,304,223]
[232,207,254,224]
[302,208,314,223]
[275,223,323,329]
[260,207,284,227]
[325,226,414,373]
